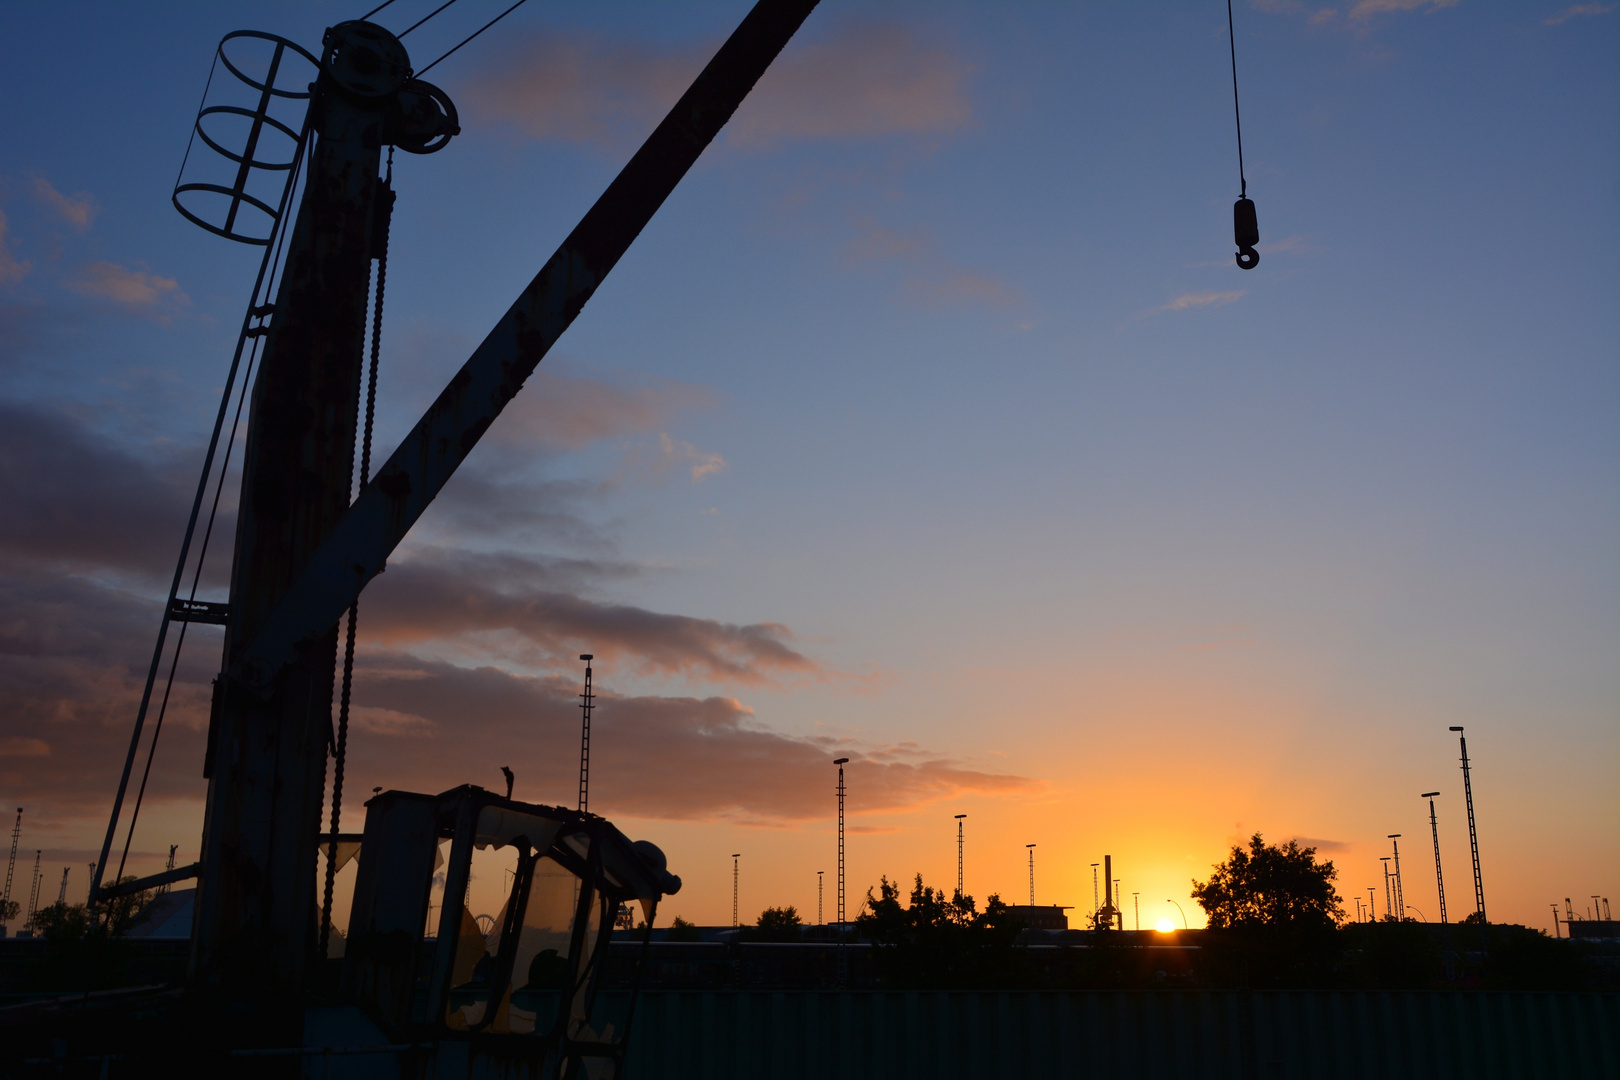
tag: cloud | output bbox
[841,215,1024,310]
[360,549,816,685]
[490,370,716,451]
[0,736,50,757]
[0,399,199,578]
[0,210,29,284]
[1544,4,1615,24]
[344,653,1032,822]
[1159,290,1247,312]
[1289,835,1352,854]
[728,21,974,147]
[31,176,96,231]
[1347,0,1458,18]
[460,20,972,151]
[617,433,728,484]
[69,261,190,315]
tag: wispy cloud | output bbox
[1347,0,1459,19]
[461,19,972,151]
[489,369,716,451]
[69,261,189,316]
[841,215,1023,310]
[728,20,973,147]
[1544,3,1615,25]
[618,432,728,484]
[0,210,29,284]
[31,176,96,231]
[1159,289,1247,313]
[346,655,1032,823]
[361,549,814,686]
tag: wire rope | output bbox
[109,118,311,891]
[359,0,402,20]
[400,0,462,39]
[416,0,531,78]
[91,111,314,906]
[1227,0,1247,198]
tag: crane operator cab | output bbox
[341,784,680,1076]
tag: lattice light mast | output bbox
[1026,843,1036,907]
[731,853,741,929]
[1422,792,1448,924]
[834,758,848,926]
[1450,727,1486,922]
[1,808,19,929]
[1388,835,1405,920]
[1091,863,1099,921]
[28,851,42,920]
[954,814,967,899]
[1381,857,1392,921]
[817,870,824,926]
[578,654,595,813]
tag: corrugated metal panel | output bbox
[615,990,1620,1080]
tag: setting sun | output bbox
[1155,919,1175,934]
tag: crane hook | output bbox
[1234,196,1259,270]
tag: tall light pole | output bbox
[817,870,824,926]
[1422,792,1448,924]
[1026,844,1036,907]
[1388,835,1405,922]
[834,758,848,928]
[1166,899,1187,929]
[1381,857,1392,922]
[1368,886,1376,921]
[954,814,967,900]
[1132,892,1140,931]
[731,853,740,929]
[577,654,594,813]
[1450,726,1485,923]
[1091,863,1099,920]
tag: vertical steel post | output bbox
[817,870,823,926]
[731,854,740,928]
[1027,844,1036,907]
[1091,863,1099,922]
[192,45,393,1009]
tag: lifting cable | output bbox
[1227,0,1260,270]
[320,150,395,955]
[95,113,312,904]
[416,0,532,78]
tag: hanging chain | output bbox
[320,151,394,957]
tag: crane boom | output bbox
[233,0,818,693]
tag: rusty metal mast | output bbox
[123,0,819,1020]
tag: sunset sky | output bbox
[0,1,1615,933]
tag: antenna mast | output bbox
[1,809,19,928]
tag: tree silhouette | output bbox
[1192,834,1343,930]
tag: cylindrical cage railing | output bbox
[173,30,319,245]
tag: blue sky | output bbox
[1,1,1615,929]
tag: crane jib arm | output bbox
[232,0,818,691]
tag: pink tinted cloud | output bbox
[31,176,96,231]
[345,655,1033,822]
[0,210,29,284]
[460,20,972,151]
[70,261,189,315]
[490,369,716,451]
[360,550,818,685]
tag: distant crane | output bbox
[28,850,41,919]
[56,867,70,906]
